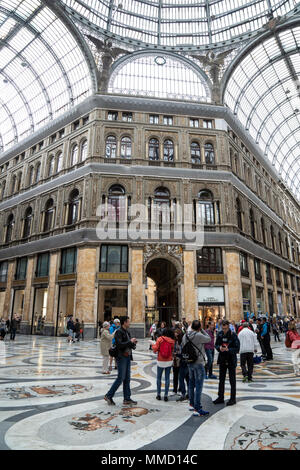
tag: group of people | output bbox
[0,314,20,341]
[66,316,84,343]
[101,314,300,417]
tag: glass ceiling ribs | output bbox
[224,24,300,199]
[0,0,93,154]
[108,51,211,102]
[61,0,296,50]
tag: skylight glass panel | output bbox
[0,1,92,154]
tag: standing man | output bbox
[109,318,120,371]
[238,322,260,383]
[10,314,18,341]
[256,318,266,360]
[104,316,138,406]
[213,320,240,406]
[182,320,211,416]
[67,315,75,343]
[261,317,273,360]
[204,321,217,379]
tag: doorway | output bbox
[145,257,179,326]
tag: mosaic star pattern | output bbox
[0,335,299,450]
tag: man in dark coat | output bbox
[104,316,138,406]
[213,320,240,406]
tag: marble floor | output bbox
[0,334,299,450]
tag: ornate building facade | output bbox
[0,94,299,338]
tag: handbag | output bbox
[253,355,262,364]
[109,345,118,358]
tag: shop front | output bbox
[256,287,264,317]
[56,284,75,336]
[31,287,48,335]
[242,285,251,319]
[198,286,225,326]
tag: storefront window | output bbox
[32,288,48,334]
[56,285,75,336]
[256,287,264,316]
[242,285,251,319]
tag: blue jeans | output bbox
[188,363,205,411]
[205,349,214,377]
[106,356,131,400]
[179,362,189,396]
[157,366,171,397]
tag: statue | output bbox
[86,35,130,92]
[191,49,233,103]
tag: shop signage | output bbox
[198,287,224,303]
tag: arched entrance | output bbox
[145,257,179,326]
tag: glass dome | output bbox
[62,0,296,50]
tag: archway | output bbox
[145,257,179,327]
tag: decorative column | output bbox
[4,260,15,320]
[183,250,196,321]
[21,255,35,334]
[248,257,257,315]
[262,263,269,314]
[75,246,97,339]
[130,246,145,338]
[45,251,59,336]
[224,250,243,321]
[271,267,278,315]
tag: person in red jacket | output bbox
[152,328,175,401]
[286,321,300,376]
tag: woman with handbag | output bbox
[100,321,115,374]
[285,321,300,376]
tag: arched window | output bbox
[270,225,276,251]
[48,156,55,176]
[67,189,80,225]
[120,136,132,159]
[16,172,22,192]
[191,141,201,164]
[198,190,215,226]
[261,218,266,245]
[71,144,78,166]
[236,198,243,231]
[28,166,34,186]
[11,174,17,194]
[249,208,255,239]
[106,136,117,158]
[153,186,171,225]
[5,214,14,243]
[44,199,54,232]
[278,232,283,255]
[204,143,215,165]
[56,152,63,173]
[149,138,159,160]
[23,207,33,238]
[35,163,41,183]
[108,184,126,222]
[285,237,290,259]
[1,180,6,199]
[163,139,174,161]
[81,140,88,161]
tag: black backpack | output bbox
[182,335,206,364]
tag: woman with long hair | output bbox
[152,328,175,401]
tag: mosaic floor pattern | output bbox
[0,335,299,450]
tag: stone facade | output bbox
[0,96,299,337]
